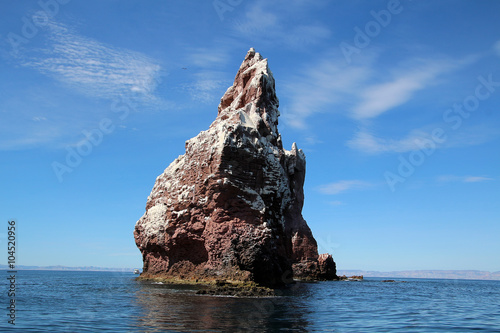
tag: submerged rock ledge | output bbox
[136,274,276,297]
[134,48,338,288]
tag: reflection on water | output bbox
[132,282,312,332]
[131,278,500,332]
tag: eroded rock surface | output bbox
[134,48,338,287]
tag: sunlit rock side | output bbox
[134,48,338,287]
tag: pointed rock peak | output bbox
[218,48,280,137]
[244,47,263,63]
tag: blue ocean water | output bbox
[1,270,499,332]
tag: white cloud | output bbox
[303,136,324,145]
[283,52,478,128]
[494,40,500,57]
[232,1,331,49]
[3,20,166,150]
[352,56,481,119]
[464,176,494,183]
[0,124,63,150]
[318,180,374,195]
[352,68,438,119]
[234,3,278,35]
[183,45,237,104]
[189,48,230,67]
[187,71,227,104]
[347,124,499,155]
[347,129,435,154]
[21,21,161,102]
[438,175,494,183]
[283,56,372,128]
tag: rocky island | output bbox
[134,48,338,290]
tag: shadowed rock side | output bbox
[134,48,338,287]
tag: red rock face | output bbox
[134,48,337,287]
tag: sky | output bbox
[1,0,499,272]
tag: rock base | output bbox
[136,274,275,297]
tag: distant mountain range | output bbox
[337,270,500,281]
[1,265,498,280]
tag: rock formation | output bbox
[134,48,337,287]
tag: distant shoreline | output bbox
[1,265,499,280]
[337,270,500,281]
[0,264,135,273]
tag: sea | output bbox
[1,270,499,332]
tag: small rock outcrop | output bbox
[134,48,338,287]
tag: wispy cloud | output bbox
[21,21,162,102]
[464,176,494,183]
[494,40,500,57]
[183,45,235,104]
[187,71,228,104]
[318,180,374,195]
[234,3,278,36]
[232,1,331,49]
[283,52,478,128]
[3,20,165,150]
[348,125,499,154]
[283,55,372,128]
[353,56,479,119]
[352,66,440,119]
[188,47,231,67]
[32,116,47,122]
[347,129,435,154]
[0,124,63,150]
[438,175,495,183]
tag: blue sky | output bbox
[1,0,499,272]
